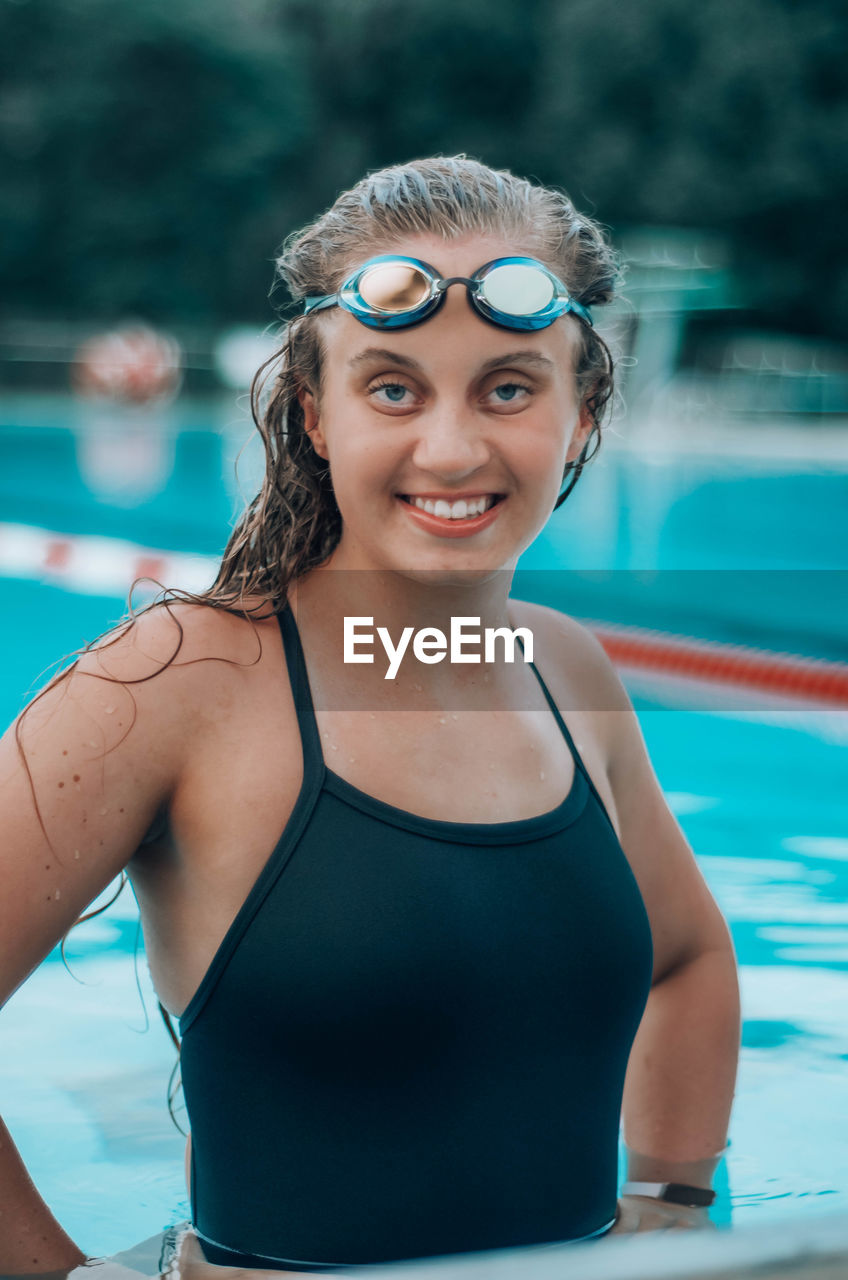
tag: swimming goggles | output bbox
[302,255,593,332]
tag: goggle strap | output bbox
[568,298,594,327]
[303,296,336,315]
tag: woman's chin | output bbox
[390,563,507,588]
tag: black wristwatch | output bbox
[620,1180,716,1208]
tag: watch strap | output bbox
[620,1180,716,1208]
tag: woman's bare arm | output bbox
[534,605,740,1230]
[0,604,207,1273]
[593,654,740,1175]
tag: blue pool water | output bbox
[3,576,847,1257]
[2,396,847,1258]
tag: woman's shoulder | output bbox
[75,592,281,688]
[509,598,628,704]
[0,596,287,1008]
[14,593,287,798]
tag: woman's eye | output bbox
[490,381,532,404]
[369,380,414,406]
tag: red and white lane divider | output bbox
[590,621,848,709]
[0,522,214,598]
[2,522,847,707]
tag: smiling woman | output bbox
[0,156,739,1277]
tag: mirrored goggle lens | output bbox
[479,264,556,316]
[358,263,432,313]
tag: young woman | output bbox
[0,156,740,1277]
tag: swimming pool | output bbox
[3,574,847,1258]
[2,396,847,1259]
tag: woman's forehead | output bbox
[324,312,579,383]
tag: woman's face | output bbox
[299,233,593,580]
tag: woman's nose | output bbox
[410,406,492,479]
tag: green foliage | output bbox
[0,0,845,336]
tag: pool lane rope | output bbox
[2,521,847,708]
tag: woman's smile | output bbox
[396,491,507,538]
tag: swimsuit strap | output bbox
[277,598,325,778]
[516,634,583,757]
[516,633,618,838]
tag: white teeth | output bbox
[408,495,495,519]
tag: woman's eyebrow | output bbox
[347,348,556,375]
[348,348,420,373]
[477,351,555,375]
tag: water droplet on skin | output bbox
[451,714,458,720]
[99,808,108,816]
[489,762,495,770]
[412,683,422,692]
[55,889,61,900]
[330,743,338,750]
[88,741,97,748]
[438,718,446,725]
[74,850,80,859]
[349,757,356,763]
[369,713,376,720]
[104,706,115,714]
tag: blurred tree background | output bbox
[1,0,845,338]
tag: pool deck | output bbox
[98,1210,848,1280]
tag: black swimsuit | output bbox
[178,600,653,1271]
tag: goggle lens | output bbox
[479,263,556,316]
[358,263,431,313]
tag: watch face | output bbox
[621,1181,716,1208]
[663,1183,716,1207]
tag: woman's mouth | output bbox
[396,492,506,538]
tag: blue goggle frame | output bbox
[302,254,594,332]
